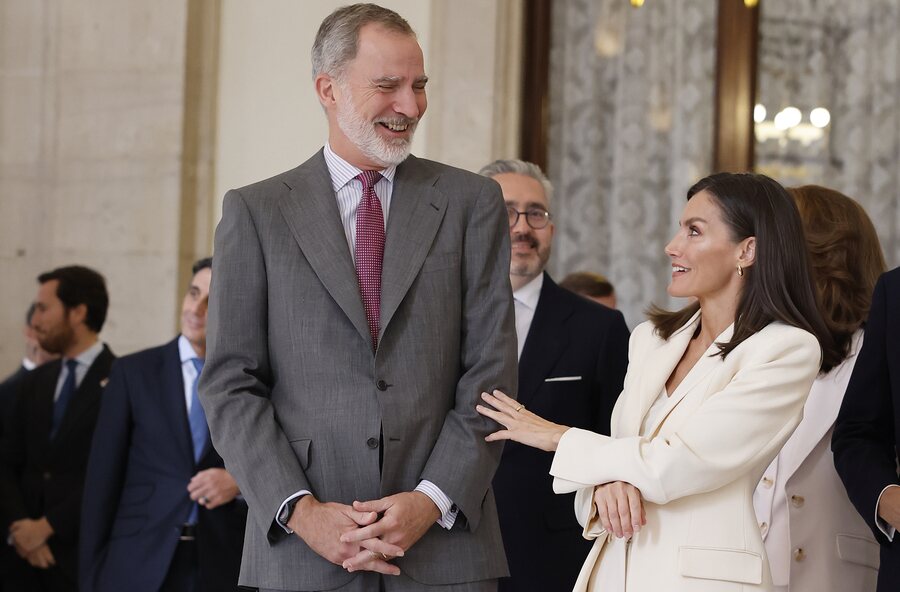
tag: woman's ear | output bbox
[738,236,757,268]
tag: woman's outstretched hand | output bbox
[593,481,646,539]
[476,389,570,452]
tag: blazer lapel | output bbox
[378,156,448,339]
[159,339,195,470]
[619,312,700,437]
[34,360,61,449]
[644,322,734,438]
[782,331,862,479]
[517,275,572,407]
[277,151,371,346]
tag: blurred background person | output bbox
[0,266,114,592]
[754,185,884,592]
[478,172,840,591]
[80,257,246,592]
[559,272,618,310]
[479,159,629,591]
[0,304,57,590]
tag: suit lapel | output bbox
[51,346,113,444]
[379,156,448,339]
[619,312,700,437]
[782,332,862,479]
[643,322,734,438]
[159,339,195,470]
[277,151,371,346]
[517,276,572,406]
[33,361,61,450]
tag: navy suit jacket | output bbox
[494,273,630,592]
[834,268,900,591]
[0,346,115,581]
[79,339,245,592]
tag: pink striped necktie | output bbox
[355,170,385,350]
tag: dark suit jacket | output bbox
[201,151,517,589]
[494,274,630,592]
[79,338,246,592]
[0,365,29,444]
[833,267,900,591]
[0,345,115,581]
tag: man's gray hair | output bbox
[311,3,416,81]
[478,159,554,204]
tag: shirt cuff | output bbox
[416,480,458,530]
[275,490,311,534]
[875,484,900,541]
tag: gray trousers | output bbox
[260,574,497,592]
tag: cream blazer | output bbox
[550,311,821,592]
[754,330,879,591]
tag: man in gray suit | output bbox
[199,4,518,592]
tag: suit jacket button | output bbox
[793,548,806,562]
[366,437,379,449]
[376,380,388,391]
[790,494,805,508]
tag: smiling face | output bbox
[665,190,753,305]
[319,23,427,169]
[180,267,211,357]
[495,172,555,291]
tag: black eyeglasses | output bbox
[507,206,552,230]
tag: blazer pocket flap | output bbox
[836,534,880,570]
[545,376,583,382]
[289,438,312,471]
[679,546,762,585]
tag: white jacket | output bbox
[551,312,820,591]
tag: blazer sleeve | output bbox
[419,178,519,531]
[550,327,820,505]
[832,273,899,543]
[78,361,132,592]
[200,190,313,542]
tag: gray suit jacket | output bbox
[200,150,518,590]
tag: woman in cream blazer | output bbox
[479,173,839,591]
[752,186,886,592]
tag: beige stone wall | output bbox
[0,0,193,366]
[0,0,522,371]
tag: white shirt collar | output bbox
[178,334,201,363]
[67,340,104,368]
[323,142,397,193]
[513,273,544,311]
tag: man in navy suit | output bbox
[0,265,114,592]
[478,160,630,592]
[79,258,246,592]
[833,267,900,591]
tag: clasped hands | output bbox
[477,389,647,539]
[289,491,440,576]
[8,517,55,569]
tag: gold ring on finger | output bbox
[379,552,390,561]
[515,404,525,412]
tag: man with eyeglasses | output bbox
[478,160,630,592]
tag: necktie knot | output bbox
[356,170,383,192]
[65,359,79,373]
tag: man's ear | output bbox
[738,236,756,268]
[315,74,338,108]
[67,303,88,327]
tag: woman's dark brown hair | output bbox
[789,185,886,361]
[647,172,841,372]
